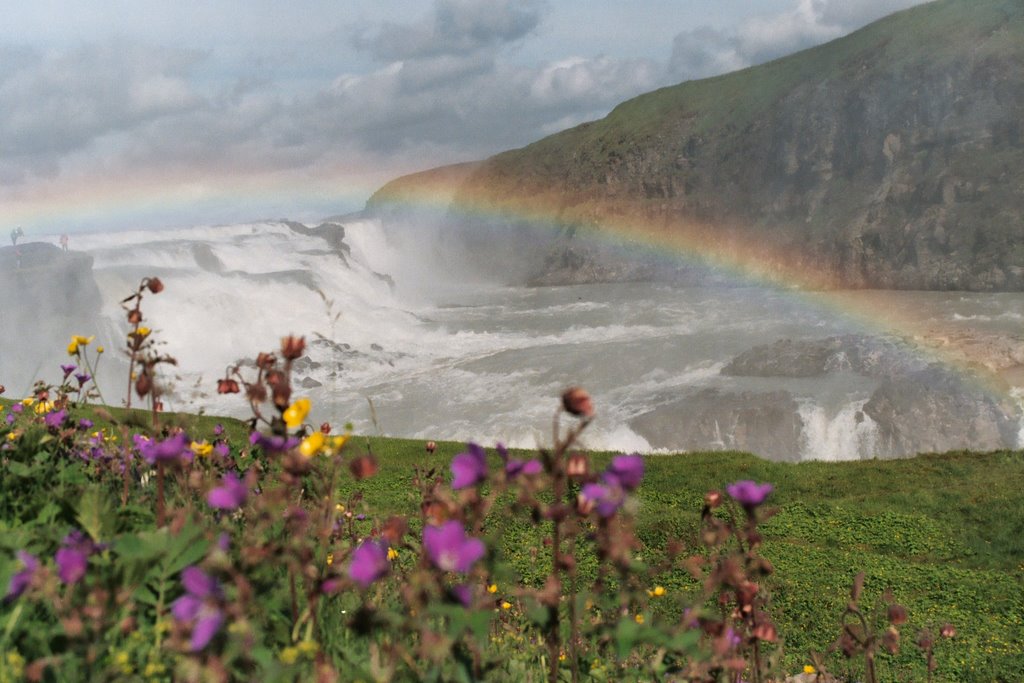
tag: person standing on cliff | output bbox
[10,226,23,245]
[60,234,69,251]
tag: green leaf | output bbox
[77,487,111,542]
[6,461,31,477]
[614,618,640,660]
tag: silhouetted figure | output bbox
[10,226,23,246]
[59,234,69,251]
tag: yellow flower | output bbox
[283,398,311,429]
[329,434,349,452]
[279,647,300,665]
[7,432,19,441]
[335,503,345,513]
[634,614,645,625]
[191,441,213,457]
[803,665,816,674]
[501,601,512,610]
[325,553,334,566]
[68,335,94,355]
[33,401,54,415]
[136,327,151,337]
[97,346,104,353]
[387,547,399,561]
[297,640,319,657]
[558,652,567,662]
[6,651,25,677]
[648,585,666,598]
[298,431,324,457]
[20,398,34,406]
[487,584,498,594]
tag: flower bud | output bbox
[425,440,437,454]
[566,453,589,477]
[127,308,143,324]
[940,623,956,638]
[888,604,907,625]
[217,378,240,394]
[349,455,378,480]
[561,387,594,418]
[704,490,722,508]
[320,422,331,434]
[135,371,152,398]
[145,277,164,294]
[281,335,306,361]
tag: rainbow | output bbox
[5,160,1021,405]
[371,168,1024,403]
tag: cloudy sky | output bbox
[1,0,926,234]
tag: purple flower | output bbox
[348,540,390,588]
[579,482,624,518]
[213,424,224,437]
[77,418,94,430]
[5,551,39,601]
[5,414,14,425]
[603,454,644,491]
[74,373,91,386]
[423,521,485,573]
[60,364,77,378]
[139,432,191,465]
[506,459,543,478]
[44,409,68,429]
[172,566,224,652]
[207,471,248,510]
[249,431,299,453]
[11,404,23,414]
[451,443,488,489]
[726,480,774,509]
[55,530,97,585]
[450,583,473,607]
[213,442,230,458]
[497,443,542,478]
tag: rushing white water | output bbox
[19,218,1024,460]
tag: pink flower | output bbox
[423,521,485,573]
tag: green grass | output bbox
[4,398,1022,679]
[339,435,1024,680]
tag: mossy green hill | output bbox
[372,0,1024,290]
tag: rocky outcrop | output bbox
[863,365,1020,456]
[722,335,928,379]
[724,333,1023,457]
[372,0,1024,290]
[630,389,805,461]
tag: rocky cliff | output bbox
[371,0,1024,290]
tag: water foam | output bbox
[797,399,879,461]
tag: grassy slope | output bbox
[487,0,1022,180]
[4,398,1021,678]
[344,436,1024,680]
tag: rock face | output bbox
[722,335,928,379]
[630,389,805,461]
[371,0,1024,290]
[863,366,1020,456]
[723,333,1023,457]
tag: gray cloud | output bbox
[356,0,546,62]
[670,0,924,82]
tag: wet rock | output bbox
[723,334,927,379]
[191,243,224,273]
[863,364,1020,456]
[300,377,323,389]
[630,389,805,461]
